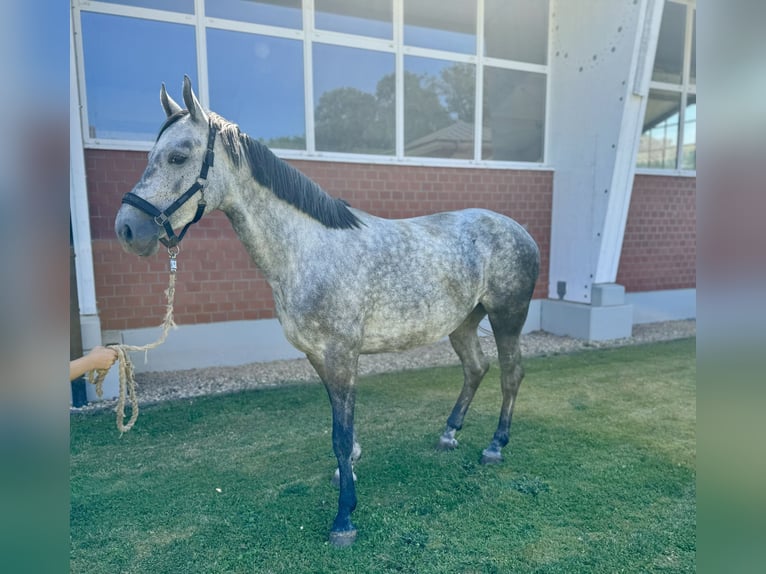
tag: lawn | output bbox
[71,338,696,573]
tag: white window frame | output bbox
[72,0,552,170]
[636,0,696,177]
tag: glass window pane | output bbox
[205,0,302,29]
[207,30,305,149]
[483,67,545,162]
[689,12,696,84]
[637,90,681,169]
[313,44,395,154]
[315,0,392,39]
[404,0,476,54]
[80,12,197,141]
[652,1,685,84]
[681,94,696,170]
[95,0,193,13]
[404,57,475,159]
[485,0,548,64]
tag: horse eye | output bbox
[169,152,188,165]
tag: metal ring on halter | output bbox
[167,245,180,257]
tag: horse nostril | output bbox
[121,223,133,243]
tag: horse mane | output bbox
[208,113,362,230]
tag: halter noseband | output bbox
[121,119,217,249]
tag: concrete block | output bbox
[541,299,633,341]
[591,283,625,307]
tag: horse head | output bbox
[115,76,227,256]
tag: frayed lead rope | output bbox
[88,254,178,433]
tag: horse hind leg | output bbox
[438,305,490,450]
[480,309,526,465]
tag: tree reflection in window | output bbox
[637,90,680,169]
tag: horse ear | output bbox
[160,83,182,118]
[182,75,207,123]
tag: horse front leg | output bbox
[308,350,359,548]
[332,434,361,488]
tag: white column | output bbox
[547,0,664,303]
[70,11,119,399]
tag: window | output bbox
[315,0,392,39]
[483,68,546,162]
[74,0,550,164]
[681,94,696,170]
[484,0,548,65]
[638,0,696,171]
[207,30,305,149]
[205,0,302,29]
[404,57,475,159]
[313,44,395,155]
[96,0,194,13]
[403,0,476,55]
[80,12,197,141]
[637,90,681,169]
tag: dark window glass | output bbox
[652,1,685,84]
[681,94,695,170]
[313,44,395,155]
[81,12,197,141]
[315,0,392,39]
[483,67,546,162]
[637,90,681,168]
[404,56,475,159]
[208,30,305,149]
[404,0,476,54]
[205,0,302,29]
[689,12,696,84]
[485,0,548,64]
[95,0,194,13]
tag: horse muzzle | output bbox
[115,205,162,257]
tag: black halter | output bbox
[121,119,216,249]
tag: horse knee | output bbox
[464,356,489,386]
[478,356,490,378]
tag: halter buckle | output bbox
[167,245,179,273]
[154,213,169,226]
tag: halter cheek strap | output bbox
[121,119,217,248]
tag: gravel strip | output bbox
[72,319,695,413]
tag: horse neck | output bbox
[220,171,323,286]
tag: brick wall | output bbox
[86,150,553,330]
[617,174,696,292]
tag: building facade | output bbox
[70,0,696,393]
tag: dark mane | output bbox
[208,113,362,230]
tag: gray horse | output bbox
[115,77,540,547]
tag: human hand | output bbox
[70,345,118,381]
[88,346,118,371]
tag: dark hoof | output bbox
[480,449,503,465]
[329,528,357,548]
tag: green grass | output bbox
[71,338,696,573]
